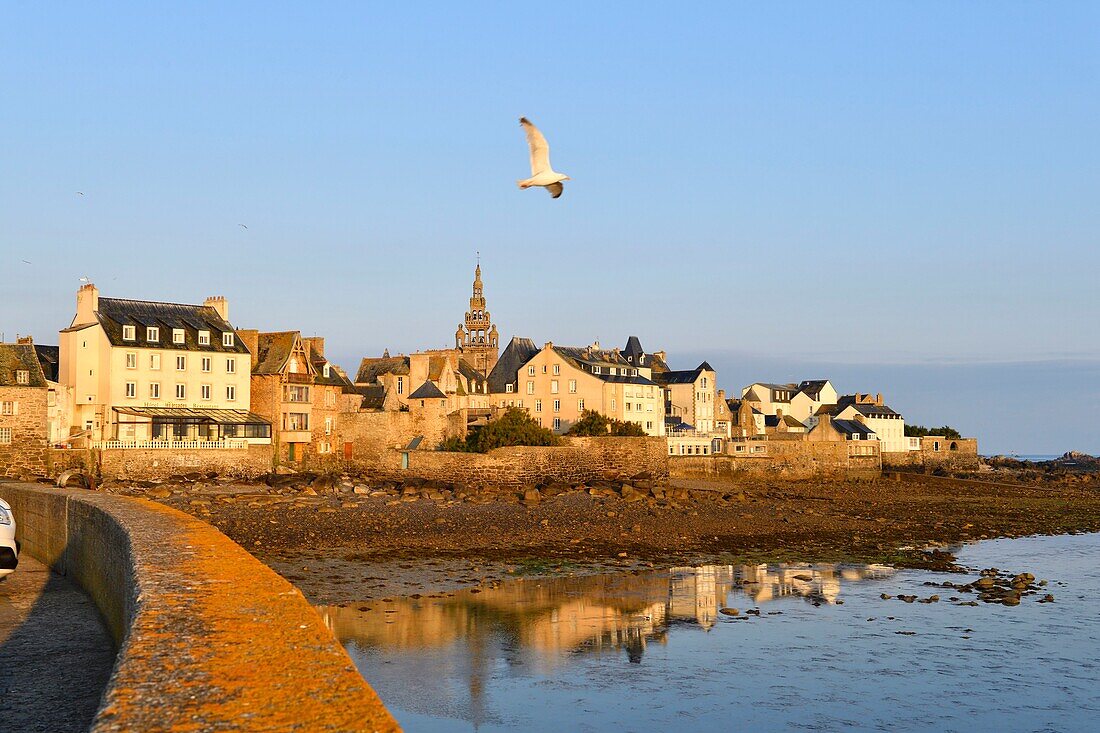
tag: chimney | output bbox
[204,296,229,322]
[654,350,667,363]
[75,283,99,326]
[876,392,883,406]
[717,389,726,401]
[16,335,33,345]
[237,329,260,367]
[303,336,325,358]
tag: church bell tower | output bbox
[455,260,499,374]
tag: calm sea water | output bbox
[320,533,1100,732]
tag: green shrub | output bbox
[566,409,647,437]
[438,408,560,453]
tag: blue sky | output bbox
[1,3,1098,454]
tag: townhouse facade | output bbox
[0,343,50,476]
[487,338,666,436]
[58,284,269,445]
[834,393,907,453]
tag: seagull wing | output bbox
[546,182,564,199]
[520,117,552,175]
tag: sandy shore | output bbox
[120,471,1100,605]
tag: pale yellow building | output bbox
[58,284,270,445]
[487,338,665,436]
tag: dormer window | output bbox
[198,330,210,345]
[222,332,235,347]
[123,325,136,341]
[146,327,159,342]
[323,364,331,378]
[172,328,185,344]
[15,370,29,385]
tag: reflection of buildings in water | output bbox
[319,560,900,692]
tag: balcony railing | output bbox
[91,439,250,450]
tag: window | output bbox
[148,353,160,370]
[1,401,16,416]
[553,417,561,431]
[125,382,136,398]
[326,391,336,407]
[222,332,235,347]
[125,352,137,369]
[226,385,236,401]
[198,330,210,345]
[646,421,653,430]
[535,399,543,413]
[149,383,161,399]
[611,399,616,411]
[226,358,236,374]
[552,364,560,375]
[553,399,560,412]
[0,427,11,444]
[542,365,547,374]
[15,370,29,384]
[172,328,185,344]
[592,366,601,374]
[283,412,309,430]
[324,417,333,435]
[505,384,514,393]
[397,377,404,394]
[526,381,534,395]
[176,355,186,371]
[550,380,559,394]
[528,365,536,376]
[147,327,159,342]
[201,384,211,400]
[578,398,585,411]
[284,385,310,403]
[123,325,136,341]
[323,364,331,378]
[201,357,211,372]
[175,384,186,400]
[569,380,577,393]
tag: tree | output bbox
[566,409,648,437]
[905,424,962,439]
[438,408,560,453]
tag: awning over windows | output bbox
[113,407,270,425]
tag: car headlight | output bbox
[0,507,11,525]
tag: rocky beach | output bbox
[86,460,1100,605]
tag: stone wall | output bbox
[339,408,466,468]
[43,445,274,481]
[881,437,980,472]
[670,439,881,481]
[0,482,397,732]
[0,386,49,479]
[384,436,669,488]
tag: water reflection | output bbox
[319,562,895,667]
[318,536,1100,733]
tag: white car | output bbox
[0,498,17,579]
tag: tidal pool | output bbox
[318,533,1100,732]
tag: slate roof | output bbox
[621,336,668,371]
[77,297,250,353]
[310,351,352,387]
[764,414,806,429]
[487,337,539,394]
[653,361,714,385]
[836,396,902,418]
[798,379,831,400]
[356,356,410,384]
[0,344,48,387]
[345,384,388,410]
[552,346,655,384]
[33,345,60,382]
[831,418,878,438]
[409,381,447,399]
[252,332,303,375]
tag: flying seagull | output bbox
[76,191,84,196]
[517,117,570,199]
[238,224,248,229]
[21,260,32,265]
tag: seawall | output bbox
[0,481,399,732]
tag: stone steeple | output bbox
[455,261,499,373]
